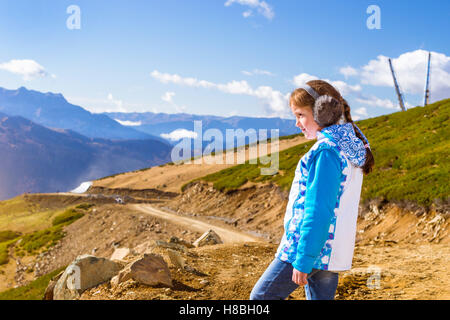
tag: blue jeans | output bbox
[250,258,339,300]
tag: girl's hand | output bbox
[292,268,308,286]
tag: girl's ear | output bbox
[313,95,343,128]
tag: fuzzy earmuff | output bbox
[313,95,344,128]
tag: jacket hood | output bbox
[317,122,368,167]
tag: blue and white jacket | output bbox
[275,123,368,273]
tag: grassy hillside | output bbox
[0,266,65,300]
[191,98,450,207]
[0,202,91,265]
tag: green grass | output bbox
[13,207,85,257]
[0,232,22,265]
[0,196,73,235]
[0,205,86,298]
[0,231,21,243]
[16,226,66,256]
[52,208,85,226]
[0,266,66,300]
[188,98,450,207]
[0,240,15,265]
[75,203,95,210]
[0,242,7,265]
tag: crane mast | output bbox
[388,58,406,111]
[424,52,431,106]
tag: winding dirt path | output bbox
[130,203,263,244]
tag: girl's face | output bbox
[290,103,321,140]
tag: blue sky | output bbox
[0,0,449,120]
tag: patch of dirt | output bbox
[155,181,288,243]
[131,204,261,243]
[79,241,450,300]
[356,202,449,245]
[85,186,178,201]
[22,193,121,209]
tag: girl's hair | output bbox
[290,80,374,175]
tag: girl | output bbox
[250,80,374,300]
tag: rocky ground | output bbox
[78,241,450,300]
[1,180,448,300]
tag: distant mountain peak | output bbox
[13,86,66,101]
[0,86,165,141]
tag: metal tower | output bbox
[424,52,431,106]
[388,58,406,111]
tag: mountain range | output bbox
[0,87,165,142]
[0,111,172,200]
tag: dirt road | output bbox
[131,203,263,244]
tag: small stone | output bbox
[169,236,194,248]
[193,229,223,247]
[166,249,186,269]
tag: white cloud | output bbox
[339,66,358,78]
[340,49,450,103]
[0,59,51,81]
[242,69,274,76]
[292,73,319,86]
[162,91,175,103]
[114,119,142,126]
[151,70,290,117]
[224,0,274,20]
[107,93,127,112]
[151,70,216,89]
[243,10,253,18]
[160,129,198,141]
[329,80,362,96]
[354,107,368,117]
[174,104,187,113]
[355,95,399,110]
[159,90,187,113]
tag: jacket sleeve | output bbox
[292,148,342,274]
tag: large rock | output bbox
[111,253,172,288]
[193,229,223,247]
[53,255,123,300]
